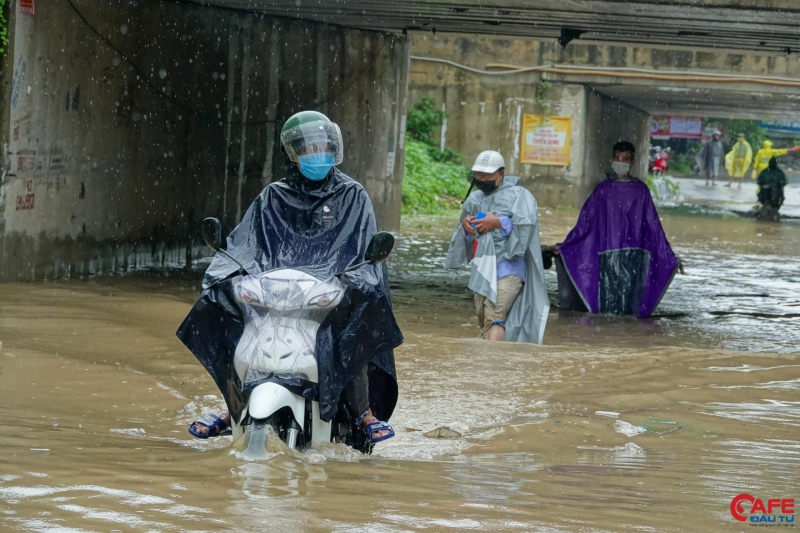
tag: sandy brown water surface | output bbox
[1,211,799,532]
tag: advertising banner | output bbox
[651,116,703,139]
[521,115,572,166]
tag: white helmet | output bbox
[471,150,505,173]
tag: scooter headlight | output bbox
[307,291,340,308]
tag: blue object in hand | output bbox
[472,212,486,226]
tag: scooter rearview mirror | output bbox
[365,232,394,264]
[201,217,223,252]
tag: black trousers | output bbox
[343,364,369,424]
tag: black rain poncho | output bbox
[176,166,403,423]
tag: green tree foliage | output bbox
[406,97,464,164]
[406,97,445,145]
[710,118,766,149]
[402,98,471,214]
[0,0,8,55]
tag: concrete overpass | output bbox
[192,0,800,53]
[410,36,800,121]
[196,0,800,121]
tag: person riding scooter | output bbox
[177,110,402,448]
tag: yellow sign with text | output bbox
[521,115,572,166]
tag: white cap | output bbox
[471,150,505,173]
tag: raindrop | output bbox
[212,72,219,80]
[112,57,121,66]
[158,68,167,79]
[120,24,128,35]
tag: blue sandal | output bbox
[188,413,230,439]
[365,421,395,443]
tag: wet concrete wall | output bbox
[0,0,408,281]
[409,33,649,207]
[583,90,651,201]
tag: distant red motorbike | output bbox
[650,156,668,178]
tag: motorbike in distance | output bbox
[200,217,395,455]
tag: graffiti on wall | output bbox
[13,114,32,141]
[10,58,28,109]
[15,180,35,211]
[15,150,68,183]
[19,0,35,15]
[16,150,36,174]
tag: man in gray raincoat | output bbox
[445,150,549,344]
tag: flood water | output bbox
[1,209,799,532]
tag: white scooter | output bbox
[200,217,394,454]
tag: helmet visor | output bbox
[280,120,343,165]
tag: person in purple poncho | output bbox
[548,141,685,318]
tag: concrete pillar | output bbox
[582,89,651,203]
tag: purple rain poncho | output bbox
[556,176,680,318]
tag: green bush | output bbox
[402,98,471,214]
[402,139,470,215]
[0,0,8,55]
[670,153,694,176]
[406,97,447,145]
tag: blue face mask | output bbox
[297,152,335,181]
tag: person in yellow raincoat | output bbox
[751,140,800,180]
[724,134,753,188]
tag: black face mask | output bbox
[473,178,499,194]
